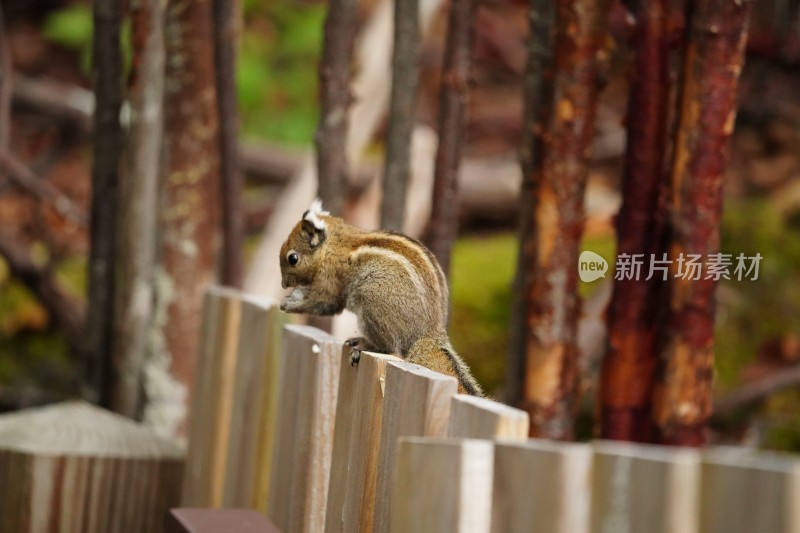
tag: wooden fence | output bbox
[3,284,800,532]
[181,286,800,533]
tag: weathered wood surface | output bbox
[491,439,592,533]
[392,438,494,533]
[447,394,530,439]
[700,448,800,533]
[372,361,458,532]
[222,295,289,510]
[591,440,700,533]
[164,508,281,533]
[182,286,243,507]
[267,325,341,533]
[0,402,184,533]
[325,349,401,533]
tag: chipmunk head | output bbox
[279,199,331,288]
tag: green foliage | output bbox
[763,389,800,451]
[41,2,325,144]
[238,4,325,144]
[43,5,93,72]
[42,5,132,76]
[43,5,92,50]
[450,234,517,395]
[715,199,800,390]
[0,263,73,395]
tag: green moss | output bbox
[715,199,800,391]
[239,4,325,144]
[449,234,517,395]
[0,258,78,396]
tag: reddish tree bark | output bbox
[380,0,419,231]
[425,0,476,277]
[87,0,124,399]
[214,0,244,287]
[520,0,610,439]
[315,0,359,217]
[652,0,753,446]
[108,0,165,417]
[599,0,682,442]
[154,0,221,437]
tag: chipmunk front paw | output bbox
[280,287,308,312]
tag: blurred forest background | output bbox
[0,0,799,447]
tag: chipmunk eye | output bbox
[287,251,299,266]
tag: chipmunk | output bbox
[278,199,483,396]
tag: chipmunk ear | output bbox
[301,198,329,248]
[301,219,326,248]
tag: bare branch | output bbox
[713,365,800,417]
[0,150,86,225]
[86,0,124,400]
[425,0,476,277]
[505,0,557,408]
[315,0,359,216]
[519,0,611,439]
[0,5,11,151]
[214,0,244,287]
[380,0,419,231]
[11,76,93,133]
[599,0,679,442]
[652,0,753,446]
[108,0,165,417]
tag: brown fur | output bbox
[279,205,483,396]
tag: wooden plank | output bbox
[491,439,591,533]
[252,301,295,512]
[182,286,243,507]
[267,325,341,533]
[0,402,184,533]
[391,437,494,533]
[447,394,529,439]
[373,361,458,532]
[591,440,700,533]
[221,295,289,509]
[164,508,281,533]
[700,449,800,533]
[325,349,401,533]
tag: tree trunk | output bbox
[520,0,610,439]
[652,0,753,446]
[506,0,557,408]
[214,0,243,287]
[108,0,165,418]
[315,0,359,217]
[599,0,679,442]
[425,0,476,278]
[87,0,123,401]
[380,0,419,231]
[151,0,221,438]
